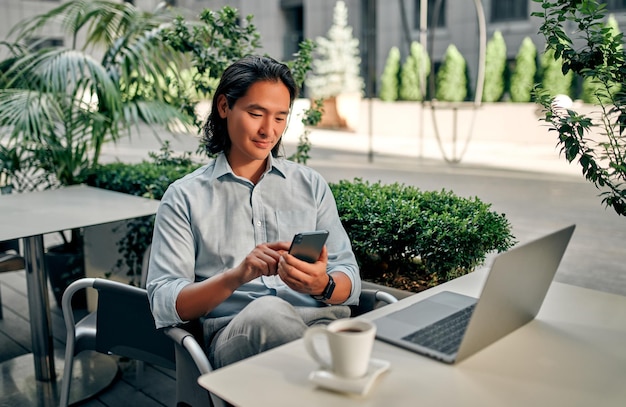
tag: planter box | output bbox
[317,93,362,131]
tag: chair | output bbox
[0,239,26,319]
[162,288,398,407]
[60,278,176,407]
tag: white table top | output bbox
[198,270,626,407]
[0,184,160,241]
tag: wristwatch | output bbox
[311,273,335,301]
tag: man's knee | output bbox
[241,295,296,322]
[211,296,307,367]
[236,296,307,340]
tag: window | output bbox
[604,0,626,10]
[491,0,528,22]
[281,5,303,61]
[414,0,446,30]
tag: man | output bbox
[147,55,361,368]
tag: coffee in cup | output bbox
[303,318,376,379]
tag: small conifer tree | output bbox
[581,14,622,104]
[379,46,401,101]
[482,30,507,102]
[540,48,573,98]
[510,37,538,102]
[306,1,364,100]
[399,41,430,101]
[435,44,467,102]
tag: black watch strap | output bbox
[311,273,335,301]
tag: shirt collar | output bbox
[214,152,287,181]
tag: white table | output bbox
[198,269,626,406]
[0,185,159,405]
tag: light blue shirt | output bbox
[147,153,361,328]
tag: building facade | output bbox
[2,0,626,97]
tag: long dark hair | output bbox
[202,55,299,156]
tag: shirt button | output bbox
[256,221,262,227]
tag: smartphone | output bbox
[288,230,329,263]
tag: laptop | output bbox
[373,224,575,364]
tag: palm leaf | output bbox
[0,89,64,141]
[122,100,196,135]
[1,0,198,191]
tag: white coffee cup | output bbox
[303,318,376,379]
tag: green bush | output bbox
[482,31,507,103]
[329,179,515,291]
[399,41,430,101]
[379,46,401,102]
[435,45,467,102]
[540,48,573,98]
[84,142,202,283]
[510,37,538,103]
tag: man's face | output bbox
[218,80,291,168]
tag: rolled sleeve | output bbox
[147,185,198,328]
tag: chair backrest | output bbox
[0,239,20,254]
[91,278,176,370]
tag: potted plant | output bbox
[305,0,364,131]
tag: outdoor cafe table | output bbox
[0,185,159,405]
[198,268,626,407]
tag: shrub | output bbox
[482,31,507,102]
[540,48,573,98]
[510,37,538,103]
[399,41,430,101]
[435,45,468,102]
[379,46,401,102]
[329,179,515,292]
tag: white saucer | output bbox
[308,358,391,396]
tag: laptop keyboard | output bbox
[402,304,476,355]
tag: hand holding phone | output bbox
[288,230,329,263]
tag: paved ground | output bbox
[99,104,626,297]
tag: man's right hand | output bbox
[233,241,290,284]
